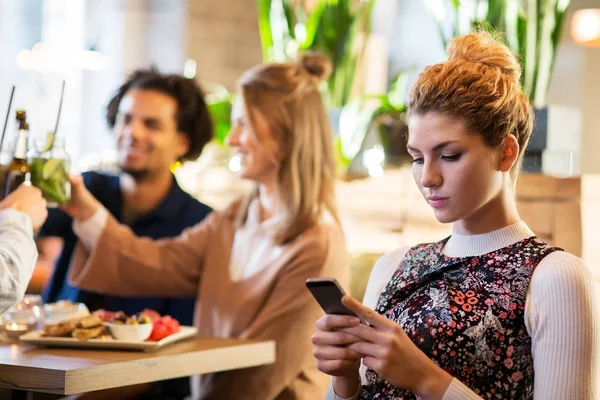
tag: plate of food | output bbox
[19,309,197,352]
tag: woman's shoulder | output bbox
[200,197,247,228]
[369,239,445,277]
[221,197,245,218]
[265,218,348,284]
[532,250,592,285]
[293,217,346,257]
[375,246,413,268]
[370,247,412,281]
[176,199,240,237]
[360,246,413,307]
[526,249,597,353]
[528,250,594,307]
[376,239,444,262]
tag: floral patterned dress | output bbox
[360,236,561,400]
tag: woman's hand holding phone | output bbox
[333,295,454,399]
[307,278,363,397]
[307,277,454,398]
[311,312,362,375]
[311,310,363,397]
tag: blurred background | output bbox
[0,0,597,174]
[1,0,599,304]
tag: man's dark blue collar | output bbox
[148,174,188,222]
[115,173,189,224]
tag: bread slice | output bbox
[42,321,77,337]
[72,325,106,340]
[77,314,102,329]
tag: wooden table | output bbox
[0,337,275,395]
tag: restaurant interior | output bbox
[0,0,599,399]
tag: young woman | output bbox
[313,32,598,400]
[61,53,349,400]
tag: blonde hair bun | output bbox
[297,52,333,81]
[447,31,522,84]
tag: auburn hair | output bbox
[408,31,533,177]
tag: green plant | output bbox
[370,71,409,120]
[205,84,235,145]
[368,71,411,164]
[257,0,377,108]
[337,70,410,164]
[422,0,571,108]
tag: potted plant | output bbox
[369,71,411,166]
[257,0,381,175]
[422,0,571,172]
[256,0,377,109]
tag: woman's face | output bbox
[407,112,516,232]
[227,97,280,184]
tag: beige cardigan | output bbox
[69,201,349,400]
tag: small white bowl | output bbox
[105,322,152,341]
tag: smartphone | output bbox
[305,278,358,318]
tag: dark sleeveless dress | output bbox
[360,236,561,399]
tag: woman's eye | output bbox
[411,157,424,165]
[441,154,462,162]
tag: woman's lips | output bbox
[427,196,449,208]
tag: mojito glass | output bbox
[29,136,71,206]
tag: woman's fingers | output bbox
[347,340,384,359]
[316,359,361,377]
[341,323,382,343]
[313,344,362,360]
[342,296,395,330]
[312,330,361,346]
[316,314,361,331]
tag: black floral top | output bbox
[360,236,561,400]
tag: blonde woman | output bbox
[62,53,348,400]
[313,32,598,400]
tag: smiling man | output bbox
[37,68,213,399]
